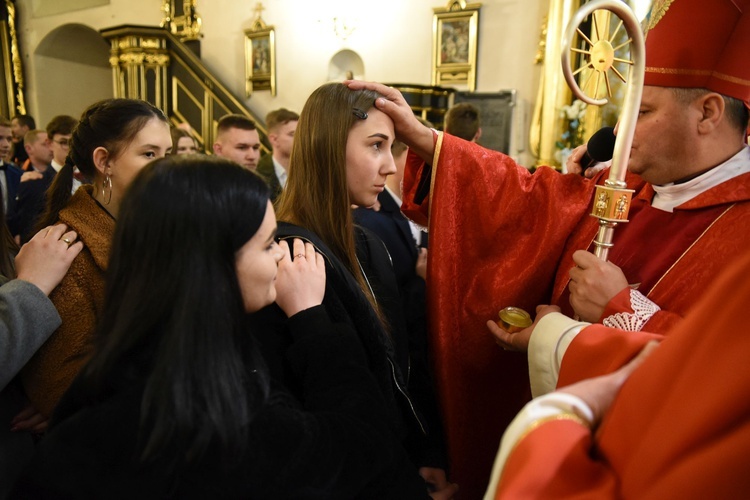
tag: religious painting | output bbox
[432,0,481,91]
[244,18,276,96]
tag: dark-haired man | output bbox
[46,115,83,193]
[10,114,35,167]
[0,119,22,219]
[9,130,54,242]
[213,114,261,170]
[443,102,481,142]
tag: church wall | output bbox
[16,0,549,164]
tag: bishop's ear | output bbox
[696,92,725,135]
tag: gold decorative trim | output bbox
[427,131,444,229]
[495,412,589,490]
[141,39,162,50]
[162,1,202,41]
[645,67,750,86]
[644,0,674,34]
[518,412,588,443]
[5,0,26,114]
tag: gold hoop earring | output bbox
[102,174,112,205]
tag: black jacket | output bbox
[11,306,427,499]
[255,222,447,472]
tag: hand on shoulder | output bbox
[274,238,326,317]
[15,224,83,295]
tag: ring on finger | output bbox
[62,237,72,245]
[294,253,305,259]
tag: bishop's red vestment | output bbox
[493,251,750,498]
[401,132,750,498]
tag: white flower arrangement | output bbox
[554,99,588,165]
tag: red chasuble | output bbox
[401,133,750,498]
[558,170,750,387]
[495,252,750,499]
[401,134,617,498]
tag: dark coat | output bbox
[7,167,55,243]
[2,162,22,218]
[11,306,427,499]
[353,190,425,287]
[0,278,61,500]
[255,222,446,472]
[256,154,283,203]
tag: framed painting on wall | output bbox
[244,16,276,96]
[432,0,482,91]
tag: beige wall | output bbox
[16,0,549,164]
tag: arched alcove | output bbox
[327,49,364,81]
[34,24,112,123]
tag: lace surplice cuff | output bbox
[602,288,661,331]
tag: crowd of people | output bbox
[0,0,748,498]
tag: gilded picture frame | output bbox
[432,0,481,91]
[244,19,276,97]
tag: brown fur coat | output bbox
[21,185,114,417]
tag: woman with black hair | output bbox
[12,156,426,498]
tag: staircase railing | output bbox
[100,24,269,154]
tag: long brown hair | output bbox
[275,82,384,316]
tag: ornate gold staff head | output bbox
[561,0,645,261]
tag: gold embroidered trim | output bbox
[518,412,589,443]
[645,67,750,86]
[427,131,444,229]
[496,412,590,489]
[648,203,736,298]
[645,0,675,34]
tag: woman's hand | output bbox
[11,402,49,434]
[420,467,459,499]
[16,224,83,296]
[274,239,326,317]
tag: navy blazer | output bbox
[353,190,426,289]
[2,162,22,215]
[0,161,23,229]
[8,167,56,242]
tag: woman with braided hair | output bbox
[17,99,171,423]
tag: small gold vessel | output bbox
[497,307,532,333]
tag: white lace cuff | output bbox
[602,289,661,331]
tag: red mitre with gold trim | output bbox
[643,0,750,105]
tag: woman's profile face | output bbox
[235,200,284,312]
[175,136,198,155]
[345,107,397,208]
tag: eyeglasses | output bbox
[53,139,70,148]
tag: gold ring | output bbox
[62,237,72,245]
[294,254,305,259]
